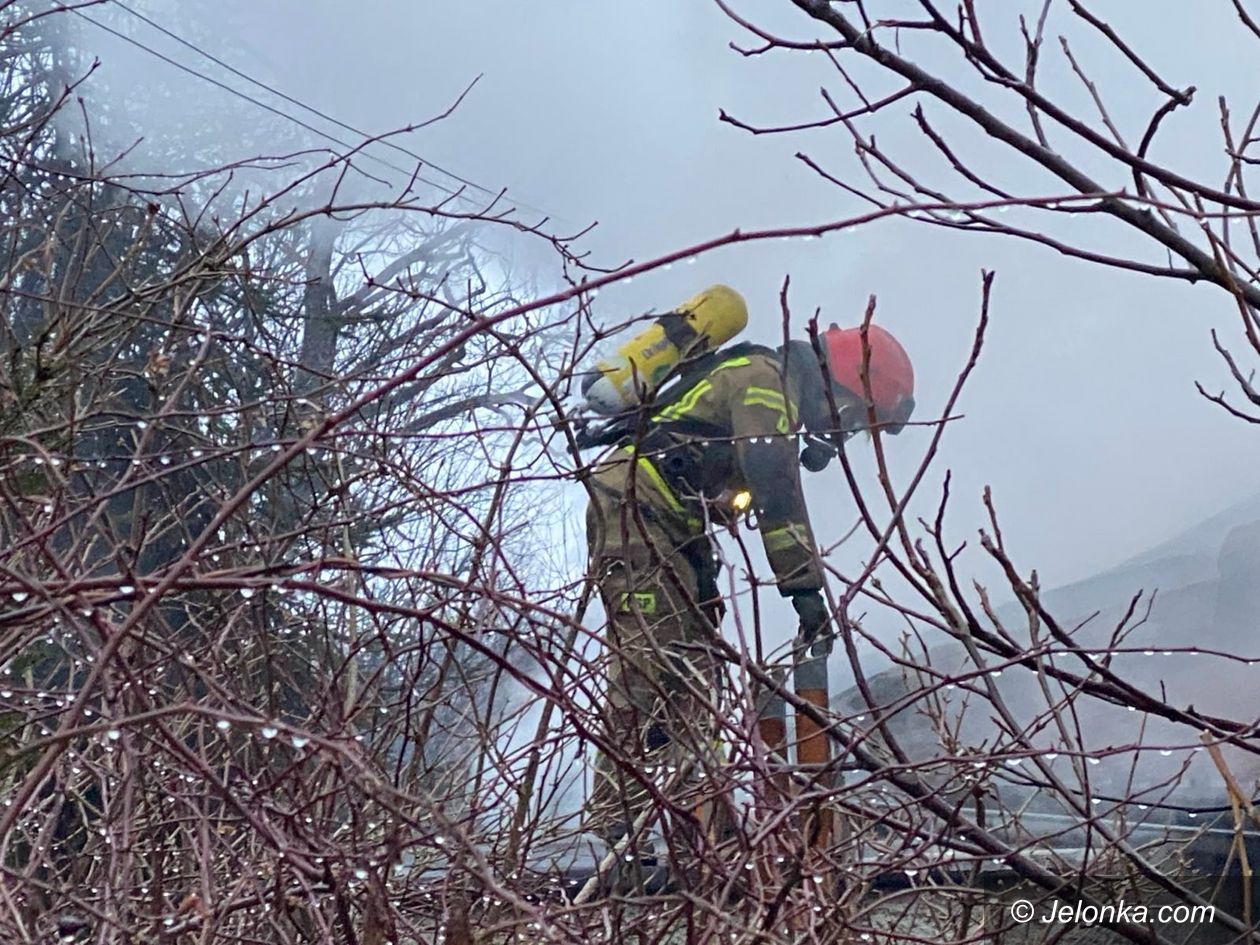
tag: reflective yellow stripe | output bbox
[711,355,751,373]
[743,385,797,434]
[653,378,712,422]
[764,523,811,553]
[743,394,787,411]
[743,396,790,434]
[743,386,788,409]
[651,356,749,423]
[621,446,686,517]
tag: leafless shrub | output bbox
[3,3,1260,944]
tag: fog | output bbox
[68,0,1260,626]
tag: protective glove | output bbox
[789,590,829,645]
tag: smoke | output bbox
[60,0,1260,665]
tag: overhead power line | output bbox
[68,7,425,186]
[68,2,561,221]
[108,0,502,201]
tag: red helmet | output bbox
[821,323,915,430]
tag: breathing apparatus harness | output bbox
[571,340,843,478]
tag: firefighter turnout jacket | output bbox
[588,346,824,595]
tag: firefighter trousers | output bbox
[583,457,727,846]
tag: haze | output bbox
[68,0,1260,596]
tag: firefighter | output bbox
[582,319,916,850]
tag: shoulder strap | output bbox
[573,343,780,450]
[655,342,777,403]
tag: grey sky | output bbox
[76,0,1260,599]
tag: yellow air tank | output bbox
[581,284,748,415]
